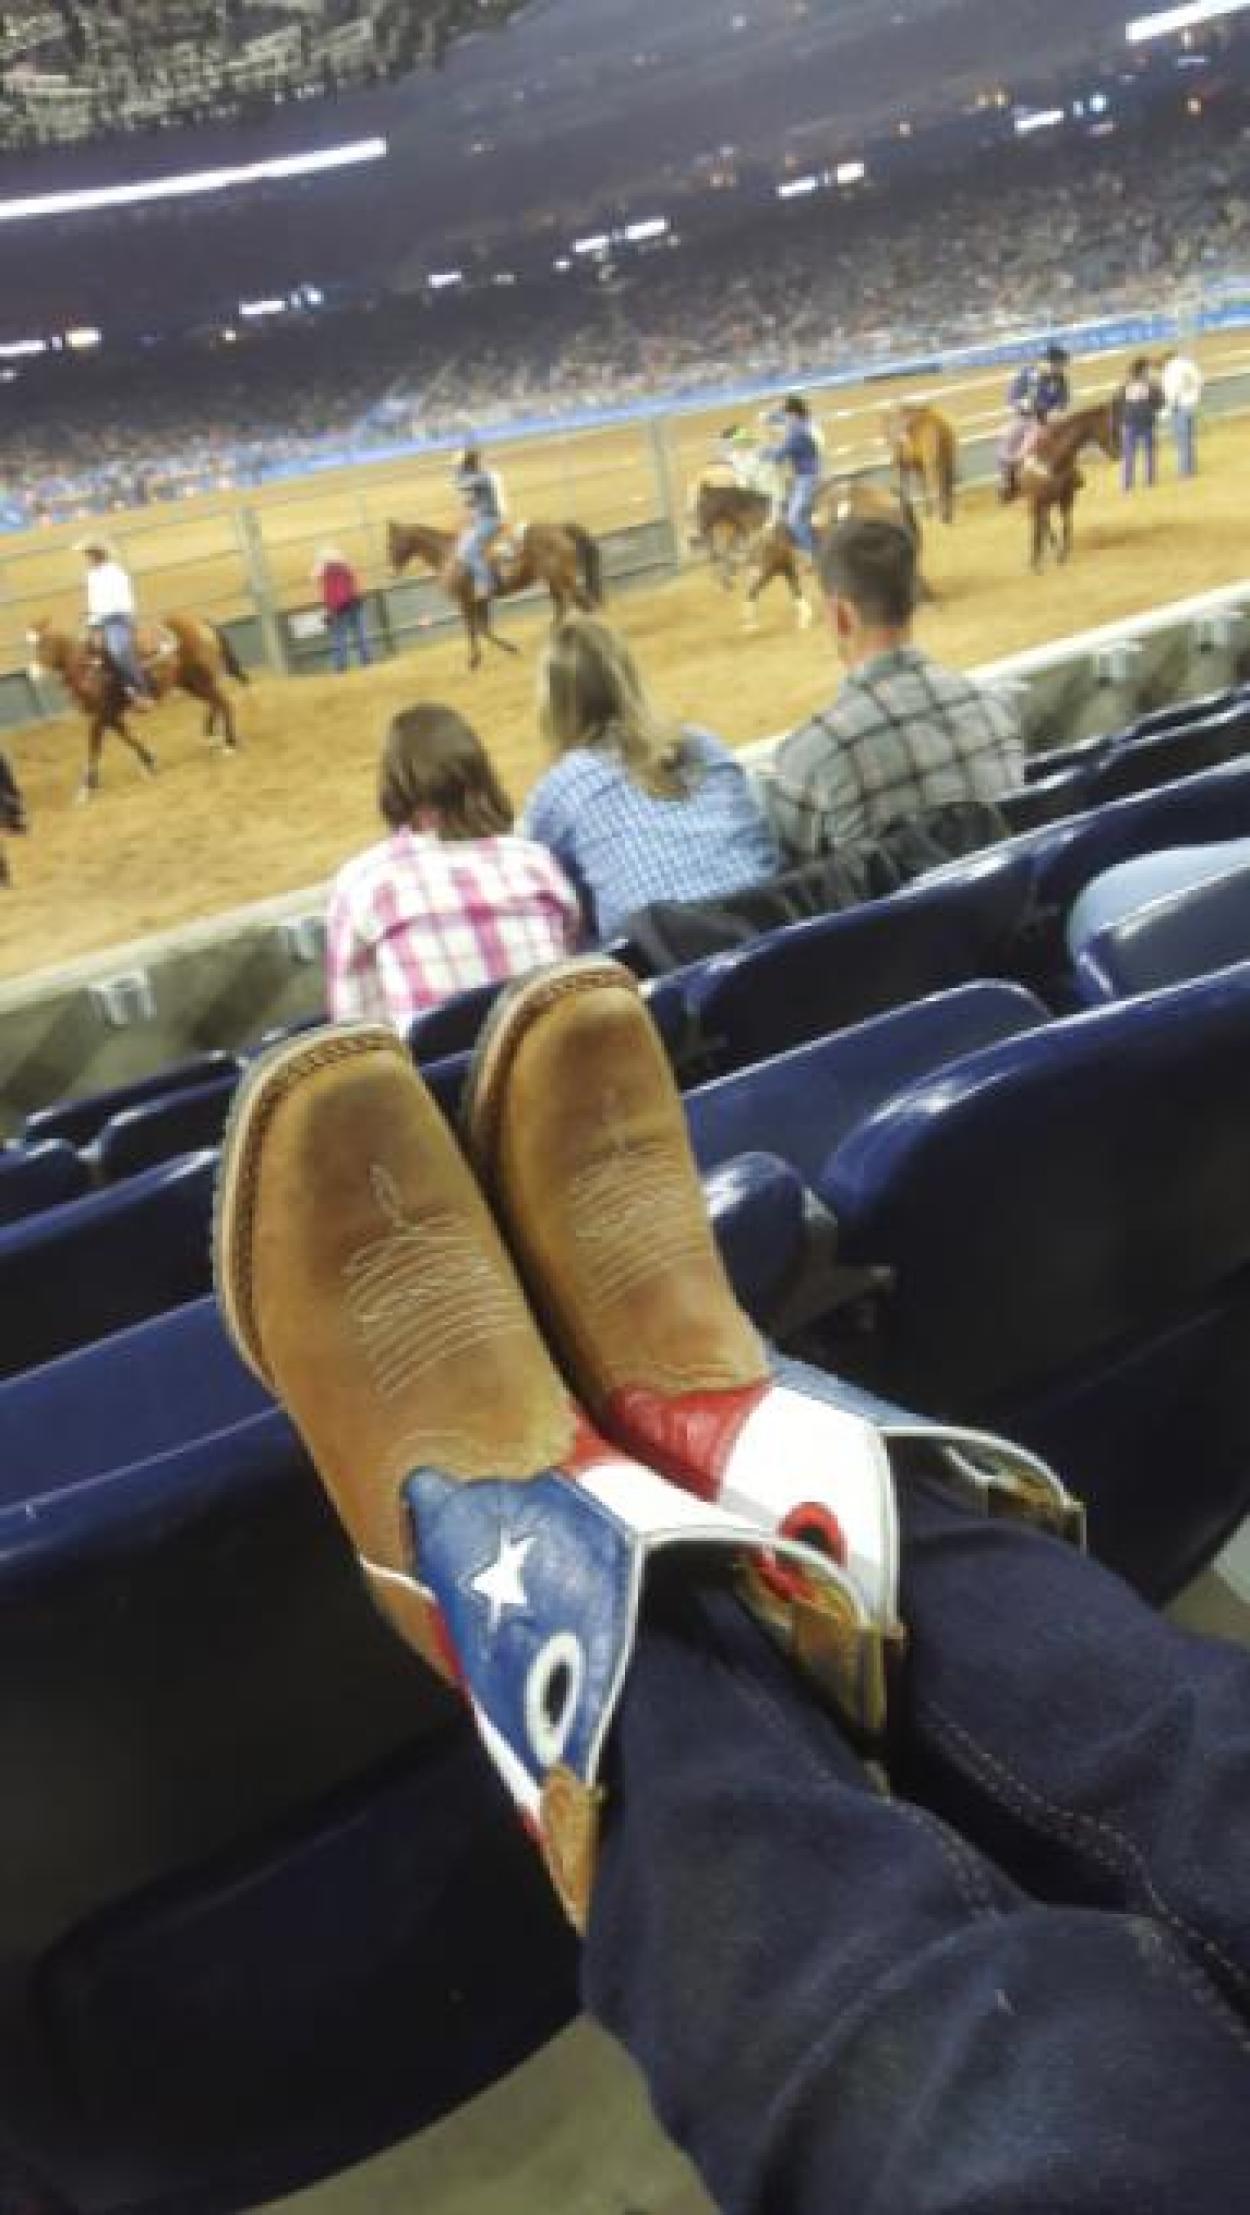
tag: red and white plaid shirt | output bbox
[326,827,583,1028]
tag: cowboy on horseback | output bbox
[716,425,783,511]
[762,394,823,556]
[454,445,506,608]
[78,537,156,710]
[999,343,1071,502]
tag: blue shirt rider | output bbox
[455,446,504,604]
[1001,344,1071,498]
[763,394,823,555]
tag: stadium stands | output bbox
[1073,867,1250,1005]
[0,1138,90,1226]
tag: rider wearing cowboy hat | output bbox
[77,538,155,709]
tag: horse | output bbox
[883,403,958,524]
[0,748,25,887]
[28,615,248,801]
[386,518,603,670]
[689,476,773,590]
[1004,400,1123,572]
[741,481,930,631]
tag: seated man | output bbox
[771,517,1024,865]
[453,444,506,607]
[78,537,155,709]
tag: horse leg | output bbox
[481,596,519,660]
[77,718,105,803]
[1030,503,1046,574]
[116,713,158,777]
[786,556,814,631]
[1059,494,1075,565]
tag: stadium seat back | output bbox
[1087,703,1250,808]
[92,1071,238,1180]
[688,846,1033,1072]
[23,1052,240,1150]
[1074,874,1250,1005]
[0,1138,90,1227]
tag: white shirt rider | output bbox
[1161,355,1203,413]
[85,559,136,622]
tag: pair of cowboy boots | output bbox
[214,958,1078,1930]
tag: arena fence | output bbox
[4,349,1250,735]
[2,575,1247,1134]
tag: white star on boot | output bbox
[469,1529,535,1635]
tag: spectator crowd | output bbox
[1,107,1247,524]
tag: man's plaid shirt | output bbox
[771,646,1025,862]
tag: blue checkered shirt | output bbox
[771,647,1024,863]
[523,730,779,940]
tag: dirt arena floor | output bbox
[2,327,1248,984]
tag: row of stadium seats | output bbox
[4,930,1250,2210]
[4,745,1250,1254]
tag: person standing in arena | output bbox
[454,444,506,608]
[1118,356,1165,492]
[313,547,371,671]
[78,538,154,709]
[762,394,823,556]
[1161,347,1204,478]
[999,341,1070,498]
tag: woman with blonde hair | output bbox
[327,702,582,1027]
[525,615,777,938]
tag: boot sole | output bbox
[213,1021,407,1388]
[463,954,640,1186]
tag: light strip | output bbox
[0,135,387,226]
[1126,0,1250,41]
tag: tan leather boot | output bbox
[465,958,1083,1738]
[214,1021,859,1924]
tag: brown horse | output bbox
[0,748,25,887]
[29,615,247,800]
[689,476,772,589]
[884,404,958,524]
[387,518,603,670]
[1005,400,1123,572]
[742,481,929,630]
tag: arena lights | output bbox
[427,270,465,290]
[572,232,611,256]
[239,298,288,319]
[1126,0,1250,39]
[64,327,102,349]
[835,160,867,185]
[1014,106,1066,134]
[0,136,387,227]
[0,338,47,357]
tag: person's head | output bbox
[781,393,809,419]
[76,537,110,567]
[460,445,481,473]
[1130,355,1150,380]
[817,517,918,666]
[1044,343,1068,371]
[538,614,688,800]
[379,702,513,840]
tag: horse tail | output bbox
[566,523,604,607]
[214,624,249,685]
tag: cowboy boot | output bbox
[464,959,1084,1738]
[213,1023,863,1928]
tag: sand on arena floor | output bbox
[1,365,1247,984]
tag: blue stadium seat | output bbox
[1023,730,1111,785]
[1074,875,1250,1005]
[91,1070,239,1180]
[705,1150,813,1325]
[1016,754,1250,997]
[407,978,507,1065]
[685,983,1049,1180]
[0,1298,574,2212]
[1086,700,1250,808]
[994,766,1091,833]
[686,845,1033,1073]
[1125,682,1248,740]
[22,1051,240,1151]
[0,1138,90,1226]
[0,1151,216,1378]
[814,967,1250,1601]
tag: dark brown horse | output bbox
[1005,400,1123,572]
[742,481,930,630]
[690,476,773,589]
[883,404,958,524]
[29,615,247,800]
[387,518,603,670]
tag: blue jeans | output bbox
[1173,409,1198,479]
[586,1476,1250,2212]
[100,616,150,697]
[785,476,819,555]
[328,600,370,671]
[1122,425,1156,491]
[457,519,497,599]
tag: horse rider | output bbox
[999,342,1071,501]
[717,424,784,511]
[762,393,824,556]
[454,445,506,607]
[78,538,155,709]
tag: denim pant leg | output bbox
[896,1476,1250,2016]
[328,609,348,672]
[584,1577,1250,2215]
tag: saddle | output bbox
[87,622,178,680]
